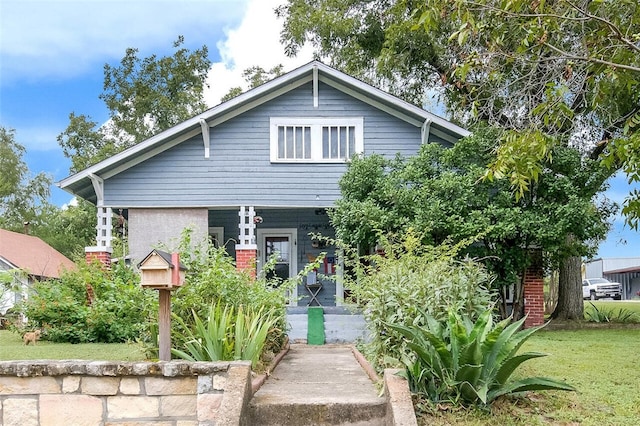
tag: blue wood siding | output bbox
[103,82,427,208]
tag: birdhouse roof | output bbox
[138,249,186,270]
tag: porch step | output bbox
[249,345,386,425]
[286,307,369,344]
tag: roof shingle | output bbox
[0,229,76,278]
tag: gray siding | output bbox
[103,82,427,208]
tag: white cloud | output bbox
[204,0,314,106]
[61,196,78,210]
[0,0,248,84]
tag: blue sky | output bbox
[0,0,638,259]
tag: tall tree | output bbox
[279,0,639,221]
[332,129,614,319]
[54,37,212,256]
[0,127,52,231]
[100,35,211,144]
[279,0,637,318]
[59,36,211,171]
[220,64,285,103]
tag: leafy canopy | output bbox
[279,0,640,225]
[332,128,614,318]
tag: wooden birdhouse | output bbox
[138,250,185,289]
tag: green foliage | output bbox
[162,229,290,357]
[56,113,122,173]
[332,129,614,319]
[220,64,284,103]
[171,303,280,368]
[20,262,155,343]
[0,126,53,231]
[59,37,211,174]
[32,199,97,260]
[584,302,639,324]
[101,36,211,143]
[390,310,575,406]
[345,234,493,372]
[279,0,639,226]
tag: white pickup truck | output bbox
[582,278,622,300]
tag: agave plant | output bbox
[388,309,575,406]
[171,302,279,368]
[585,302,639,323]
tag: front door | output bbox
[258,228,297,305]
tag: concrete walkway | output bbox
[248,344,386,425]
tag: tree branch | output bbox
[543,42,640,73]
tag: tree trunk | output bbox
[551,255,584,320]
[545,270,559,315]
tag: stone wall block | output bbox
[0,377,60,395]
[82,376,120,395]
[197,375,213,393]
[105,422,173,426]
[87,361,118,376]
[197,393,223,422]
[145,377,196,395]
[119,377,141,395]
[68,362,88,375]
[191,362,228,375]
[212,374,227,391]
[161,362,180,377]
[62,376,81,393]
[107,396,160,419]
[160,395,197,417]
[40,394,103,426]
[3,397,38,426]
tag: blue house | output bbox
[58,61,469,307]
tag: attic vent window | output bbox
[270,117,363,163]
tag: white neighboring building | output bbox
[584,258,640,299]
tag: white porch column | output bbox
[86,174,113,267]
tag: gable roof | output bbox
[0,229,76,278]
[58,60,469,204]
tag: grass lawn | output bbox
[0,330,147,361]
[418,327,640,426]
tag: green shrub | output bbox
[20,262,155,343]
[390,309,575,406]
[171,302,280,368]
[584,302,639,323]
[159,229,290,357]
[346,233,493,371]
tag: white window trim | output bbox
[270,117,364,163]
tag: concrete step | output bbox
[249,344,386,426]
[249,400,386,426]
[286,307,369,344]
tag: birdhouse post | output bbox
[139,250,186,361]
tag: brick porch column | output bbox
[85,246,113,269]
[523,249,545,328]
[236,206,257,279]
[235,248,257,279]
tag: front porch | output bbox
[207,206,343,307]
[93,206,346,308]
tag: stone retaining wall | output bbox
[0,360,252,426]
